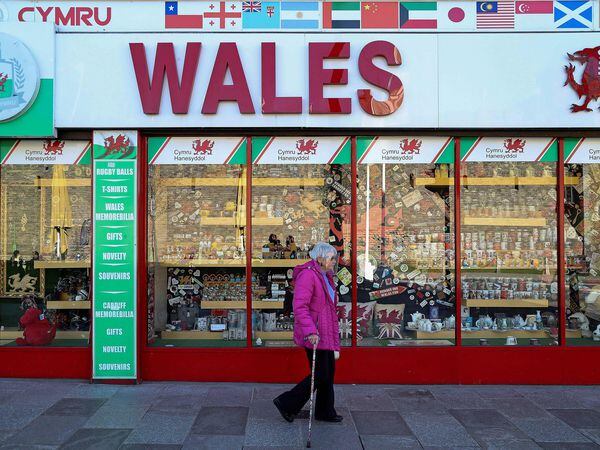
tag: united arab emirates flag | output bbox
[323,1,361,28]
[400,1,438,29]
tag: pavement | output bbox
[0,380,599,449]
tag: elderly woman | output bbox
[273,242,342,423]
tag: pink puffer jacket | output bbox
[292,259,340,351]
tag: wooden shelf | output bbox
[404,329,455,339]
[463,217,547,227]
[416,176,579,187]
[462,329,582,339]
[161,330,224,340]
[252,259,310,268]
[201,301,246,309]
[34,179,90,187]
[34,261,91,269]
[462,267,555,274]
[0,328,89,340]
[466,299,549,308]
[256,331,294,340]
[158,177,323,187]
[200,217,283,226]
[158,259,246,268]
[253,301,285,309]
[46,301,90,310]
[252,178,324,187]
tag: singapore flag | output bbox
[514,1,554,29]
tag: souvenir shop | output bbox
[1,17,600,384]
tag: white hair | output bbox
[309,242,337,260]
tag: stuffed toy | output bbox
[16,294,56,346]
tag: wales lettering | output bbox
[130,40,404,117]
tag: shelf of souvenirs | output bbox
[199,217,283,226]
[46,301,91,310]
[415,176,579,187]
[464,299,549,308]
[462,217,547,227]
[461,266,557,275]
[0,328,89,340]
[158,177,324,188]
[156,258,310,268]
[461,329,582,339]
[159,330,294,340]
[33,260,91,269]
[200,300,285,310]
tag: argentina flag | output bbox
[281,1,320,29]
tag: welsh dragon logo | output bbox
[192,139,214,155]
[504,138,526,153]
[43,139,65,155]
[103,134,131,155]
[399,138,422,155]
[564,46,600,113]
[296,139,318,155]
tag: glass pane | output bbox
[0,140,92,347]
[356,137,456,347]
[251,137,352,348]
[147,137,247,347]
[564,138,600,346]
[460,138,559,346]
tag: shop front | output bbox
[1,2,600,384]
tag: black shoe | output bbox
[273,398,294,423]
[315,414,343,423]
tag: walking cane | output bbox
[306,341,317,448]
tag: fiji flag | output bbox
[554,0,593,29]
[281,1,320,29]
[243,1,280,29]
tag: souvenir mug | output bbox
[506,336,518,345]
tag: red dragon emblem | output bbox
[399,138,422,155]
[43,140,65,155]
[0,73,8,92]
[504,138,526,153]
[192,139,214,155]
[103,134,131,155]
[296,139,318,155]
[564,46,600,113]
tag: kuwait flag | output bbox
[323,2,361,28]
[400,2,437,29]
[361,2,399,28]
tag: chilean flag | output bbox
[515,1,553,14]
[165,1,203,28]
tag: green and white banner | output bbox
[148,136,246,165]
[564,138,600,164]
[357,136,454,164]
[92,130,137,380]
[252,136,350,164]
[0,24,54,138]
[460,137,558,162]
[0,139,90,165]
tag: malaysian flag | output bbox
[476,1,515,28]
[242,1,261,12]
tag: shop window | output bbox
[564,138,600,346]
[251,137,352,348]
[147,137,247,347]
[356,137,456,346]
[460,137,559,346]
[0,140,92,347]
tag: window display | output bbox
[0,140,92,346]
[147,137,247,347]
[460,137,560,346]
[564,137,600,346]
[251,137,352,347]
[356,137,456,346]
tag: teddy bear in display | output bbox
[16,294,56,346]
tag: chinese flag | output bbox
[361,1,399,28]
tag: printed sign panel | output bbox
[252,136,350,164]
[564,137,600,163]
[148,136,246,165]
[460,137,558,162]
[357,136,454,164]
[0,139,90,165]
[0,23,54,138]
[92,130,137,380]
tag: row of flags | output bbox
[165,1,596,30]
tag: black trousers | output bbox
[275,348,337,418]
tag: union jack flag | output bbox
[242,1,261,12]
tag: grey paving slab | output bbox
[252,385,290,400]
[491,398,554,420]
[537,444,600,449]
[119,445,182,450]
[84,402,150,429]
[513,417,592,443]
[0,445,59,450]
[478,439,542,450]
[203,385,253,407]
[300,422,363,450]
[244,417,303,447]
[123,411,196,445]
[43,398,106,417]
[351,410,413,436]
[360,434,423,449]
[59,428,131,450]
[149,394,206,413]
[0,405,47,430]
[402,412,479,448]
[391,396,450,415]
[64,384,121,399]
[433,392,493,410]
[345,392,397,411]
[581,429,600,445]
[467,386,525,399]
[450,408,527,432]
[547,409,600,429]
[182,434,244,450]
[6,414,88,446]
[191,406,249,435]
[248,398,285,421]
[467,426,531,444]
[385,388,435,400]
[522,393,587,409]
